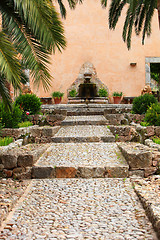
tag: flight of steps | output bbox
[33,107,129,178]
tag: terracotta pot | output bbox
[113,96,122,104]
[54,97,62,104]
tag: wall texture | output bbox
[30,0,160,103]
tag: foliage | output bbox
[144,103,160,126]
[15,94,42,116]
[98,88,108,97]
[150,63,160,83]
[69,89,78,97]
[140,121,150,127]
[101,0,159,49]
[52,91,64,98]
[151,73,160,83]
[0,137,13,146]
[132,94,157,114]
[18,121,33,128]
[153,137,160,145]
[0,0,67,108]
[0,102,22,128]
[113,92,123,97]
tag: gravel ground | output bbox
[54,125,113,138]
[0,179,157,240]
[36,143,127,167]
[0,178,30,226]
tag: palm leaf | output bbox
[0,75,12,111]
[0,31,21,90]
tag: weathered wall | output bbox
[30,0,160,102]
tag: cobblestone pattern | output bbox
[33,143,128,178]
[36,143,127,168]
[0,179,157,240]
[0,178,30,226]
[132,176,160,239]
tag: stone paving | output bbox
[0,107,159,239]
[33,143,129,178]
[0,179,157,240]
[0,178,30,226]
[52,125,115,142]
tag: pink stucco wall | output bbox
[31,0,160,103]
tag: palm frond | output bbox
[101,0,108,8]
[0,31,21,90]
[12,0,66,52]
[109,0,158,49]
[0,75,12,111]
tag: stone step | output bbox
[32,143,129,178]
[67,109,104,116]
[61,115,108,126]
[1,179,156,239]
[51,125,115,143]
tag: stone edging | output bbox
[132,177,160,239]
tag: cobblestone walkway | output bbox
[0,110,159,239]
[0,179,157,240]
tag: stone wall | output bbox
[30,109,67,126]
[118,143,160,177]
[1,126,60,144]
[0,144,49,179]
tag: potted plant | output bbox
[52,91,64,104]
[112,92,123,104]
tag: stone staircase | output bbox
[33,108,130,179]
[1,105,158,240]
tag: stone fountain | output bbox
[78,73,98,101]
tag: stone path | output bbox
[0,108,159,239]
[33,143,128,178]
[0,179,157,240]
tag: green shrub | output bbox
[0,137,13,146]
[98,88,108,97]
[144,103,160,126]
[15,94,42,115]
[18,121,33,128]
[132,94,157,114]
[153,137,160,145]
[69,89,77,97]
[0,102,22,128]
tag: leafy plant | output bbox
[18,121,33,128]
[52,91,64,98]
[112,92,123,97]
[0,137,13,146]
[132,94,157,114]
[153,137,160,145]
[98,88,108,97]
[140,121,150,127]
[0,101,22,128]
[15,94,41,116]
[69,89,77,97]
[144,103,160,126]
[115,134,119,141]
